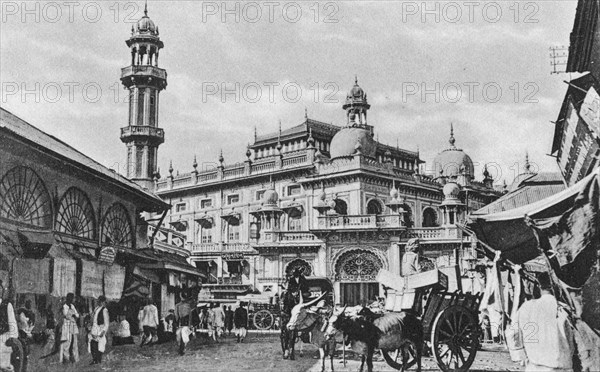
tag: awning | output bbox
[282,202,304,213]
[135,248,206,279]
[169,220,188,232]
[221,212,241,221]
[195,215,214,227]
[17,228,54,258]
[468,168,599,287]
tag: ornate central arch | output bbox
[334,248,385,282]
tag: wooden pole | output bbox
[342,333,346,367]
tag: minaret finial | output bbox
[449,123,456,147]
[525,151,531,172]
[254,126,257,142]
[355,75,358,84]
[305,107,308,120]
[279,120,282,135]
[144,0,148,15]
[193,155,198,170]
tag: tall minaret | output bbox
[120,2,167,191]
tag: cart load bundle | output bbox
[377,268,449,312]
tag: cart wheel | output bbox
[431,305,479,372]
[381,339,418,371]
[253,309,274,330]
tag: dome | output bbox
[433,150,474,178]
[330,127,377,159]
[137,15,156,32]
[349,84,364,99]
[262,188,279,206]
[433,125,474,178]
[441,182,464,206]
[443,182,461,199]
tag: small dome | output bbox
[390,188,399,198]
[330,127,376,159]
[262,188,279,205]
[443,182,461,199]
[349,84,364,99]
[137,15,156,32]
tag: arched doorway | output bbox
[335,249,383,306]
[422,207,439,227]
[366,199,383,215]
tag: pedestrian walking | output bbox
[225,306,234,336]
[213,302,225,339]
[517,272,575,371]
[88,295,110,365]
[140,298,159,346]
[175,290,194,356]
[233,302,248,343]
[59,293,80,363]
[16,302,35,372]
[207,304,217,343]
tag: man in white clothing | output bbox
[140,299,159,346]
[0,281,18,372]
[88,295,110,365]
[517,272,575,371]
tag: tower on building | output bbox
[120,3,167,191]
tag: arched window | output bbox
[401,204,413,228]
[422,207,439,228]
[101,203,133,248]
[55,187,96,239]
[0,166,52,228]
[334,199,348,215]
[366,199,383,215]
[288,208,302,231]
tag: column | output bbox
[131,87,139,127]
[143,87,150,126]
[142,145,149,180]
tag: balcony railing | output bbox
[258,231,321,245]
[316,214,404,230]
[120,126,165,143]
[191,242,255,254]
[121,65,167,80]
[408,227,467,240]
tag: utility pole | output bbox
[549,46,568,75]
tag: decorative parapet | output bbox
[190,242,256,255]
[315,214,404,230]
[156,151,313,192]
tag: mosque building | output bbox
[119,6,501,305]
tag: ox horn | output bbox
[302,292,327,308]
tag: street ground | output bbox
[26,333,522,372]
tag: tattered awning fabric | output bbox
[468,168,599,288]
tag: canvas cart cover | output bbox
[468,168,599,287]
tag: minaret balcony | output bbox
[121,65,167,86]
[120,126,165,144]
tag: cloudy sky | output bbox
[0,1,580,185]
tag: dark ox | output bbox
[325,306,423,372]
